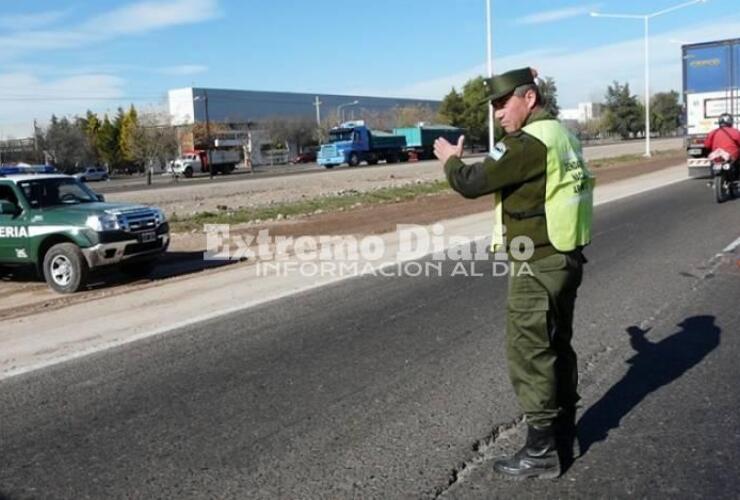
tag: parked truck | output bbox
[683,38,740,178]
[393,124,464,160]
[170,149,241,178]
[318,121,407,168]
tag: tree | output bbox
[118,105,138,165]
[96,115,119,170]
[81,110,102,164]
[393,105,437,127]
[650,90,682,136]
[438,88,465,126]
[42,115,95,172]
[538,76,560,118]
[603,81,644,139]
[460,76,489,148]
[262,116,316,152]
[131,111,179,171]
[190,121,230,148]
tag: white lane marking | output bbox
[0,174,692,381]
[722,236,740,254]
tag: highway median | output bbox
[168,149,684,233]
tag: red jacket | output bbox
[704,126,740,161]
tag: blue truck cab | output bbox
[318,121,407,168]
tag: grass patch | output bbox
[588,148,682,169]
[169,180,451,232]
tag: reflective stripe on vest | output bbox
[490,119,594,252]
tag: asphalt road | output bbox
[93,138,683,195]
[1,178,738,499]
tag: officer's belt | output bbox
[503,206,545,220]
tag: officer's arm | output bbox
[443,132,547,199]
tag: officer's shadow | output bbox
[576,315,721,458]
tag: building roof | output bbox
[168,87,441,126]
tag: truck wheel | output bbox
[386,153,399,164]
[348,153,360,167]
[43,243,89,294]
[184,167,193,178]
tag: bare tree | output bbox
[261,116,316,152]
[392,105,438,127]
[41,115,96,172]
[190,121,231,148]
[131,112,179,171]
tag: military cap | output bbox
[482,67,536,104]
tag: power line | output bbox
[0,95,164,101]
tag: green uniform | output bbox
[445,109,592,428]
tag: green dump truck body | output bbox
[393,125,463,148]
[393,125,464,159]
[369,130,407,150]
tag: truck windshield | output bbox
[18,177,99,208]
[329,130,353,142]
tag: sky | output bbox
[0,0,738,138]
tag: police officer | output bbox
[434,67,594,479]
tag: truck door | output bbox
[0,184,29,263]
[684,42,732,136]
[354,128,369,152]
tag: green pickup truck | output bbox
[0,170,169,293]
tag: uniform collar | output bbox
[524,107,554,127]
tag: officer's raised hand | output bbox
[434,135,465,165]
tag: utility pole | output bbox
[33,119,40,163]
[314,96,322,142]
[204,90,213,179]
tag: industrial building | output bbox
[167,87,441,165]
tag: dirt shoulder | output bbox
[0,152,685,320]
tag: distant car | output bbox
[290,148,318,164]
[74,167,109,182]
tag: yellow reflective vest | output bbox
[491,119,594,253]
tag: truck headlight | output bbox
[154,208,167,224]
[86,214,121,231]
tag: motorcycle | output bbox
[709,150,740,203]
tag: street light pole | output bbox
[644,16,650,157]
[337,100,359,124]
[591,0,706,157]
[486,0,494,153]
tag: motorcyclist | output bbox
[704,113,740,164]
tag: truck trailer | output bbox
[393,124,464,160]
[683,38,740,178]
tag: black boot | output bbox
[554,408,577,466]
[493,425,561,480]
